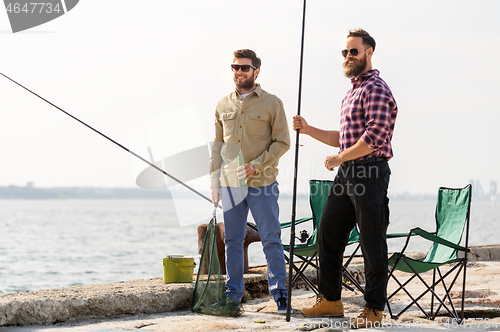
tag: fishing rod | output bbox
[0,72,220,210]
[287,0,307,321]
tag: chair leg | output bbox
[408,266,457,319]
[387,257,419,302]
[388,273,418,300]
[290,255,314,284]
[284,252,321,295]
[389,273,432,320]
[343,244,361,269]
[433,260,467,323]
[341,244,364,294]
[431,264,465,322]
[461,259,468,323]
[435,267,460,320]
[431,269,436,318]
[386,298,394,318]
[341,279,356,292]
[397,260,464,321]
[342,267,364,293]
[387,254,403,319]
[387,256,433,320]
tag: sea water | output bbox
[0,198,498,295]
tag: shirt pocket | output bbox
[221,111,237,136]
[247,111,271,137]
[346,94,364,122]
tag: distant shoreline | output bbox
[0,185,443,201]
[0,185,171,199]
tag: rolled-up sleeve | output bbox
[360,86,395,151]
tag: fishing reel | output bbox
[296,230,309,243]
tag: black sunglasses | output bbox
[341,48,367,58]
[231,64,256,72]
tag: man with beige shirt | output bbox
[210,49,290,314]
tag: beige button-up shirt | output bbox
[210,84,290,188]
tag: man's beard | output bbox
[343,55,367,79]
[234,75,256,91]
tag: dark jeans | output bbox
[317,160,391,311]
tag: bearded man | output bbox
[210,49,290,314]
[294,29,398,328]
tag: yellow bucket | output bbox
[163,255,196,283]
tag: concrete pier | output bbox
[0,279,193,326]
[1,246,500,331]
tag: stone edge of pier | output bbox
[1,245,499,327]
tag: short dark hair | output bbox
[233,49,261,69]
[347,29,376,52]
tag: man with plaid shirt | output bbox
[294,29,397,329]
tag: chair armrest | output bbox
[387,232,410,239]
[280,217,312,229]
[410,227,469,252]
[387,231,436,239]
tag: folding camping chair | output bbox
[281,179,362,295]
[386,185,472,323]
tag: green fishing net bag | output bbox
[191,216,243,317]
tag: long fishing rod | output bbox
[0,72,216,208]
[286,0,306,322]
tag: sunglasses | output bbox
[231,64,257,72]
[341,48,367,58]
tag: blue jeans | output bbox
[221,182,287,302]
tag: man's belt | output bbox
[342,157,387,166]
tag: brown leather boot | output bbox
[351,307,383,329]
[301,295,344,317]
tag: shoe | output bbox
[225,297,244,317]
[301,295,344,317]
[276,297,287,314]
[351,307,383,329]
[211,293,243,317]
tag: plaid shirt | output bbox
[339,69,398,160]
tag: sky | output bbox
[1,0,499,196]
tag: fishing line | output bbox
[0,72,215,208]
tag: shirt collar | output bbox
[234,83,262,100]
[351,69,379,86]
